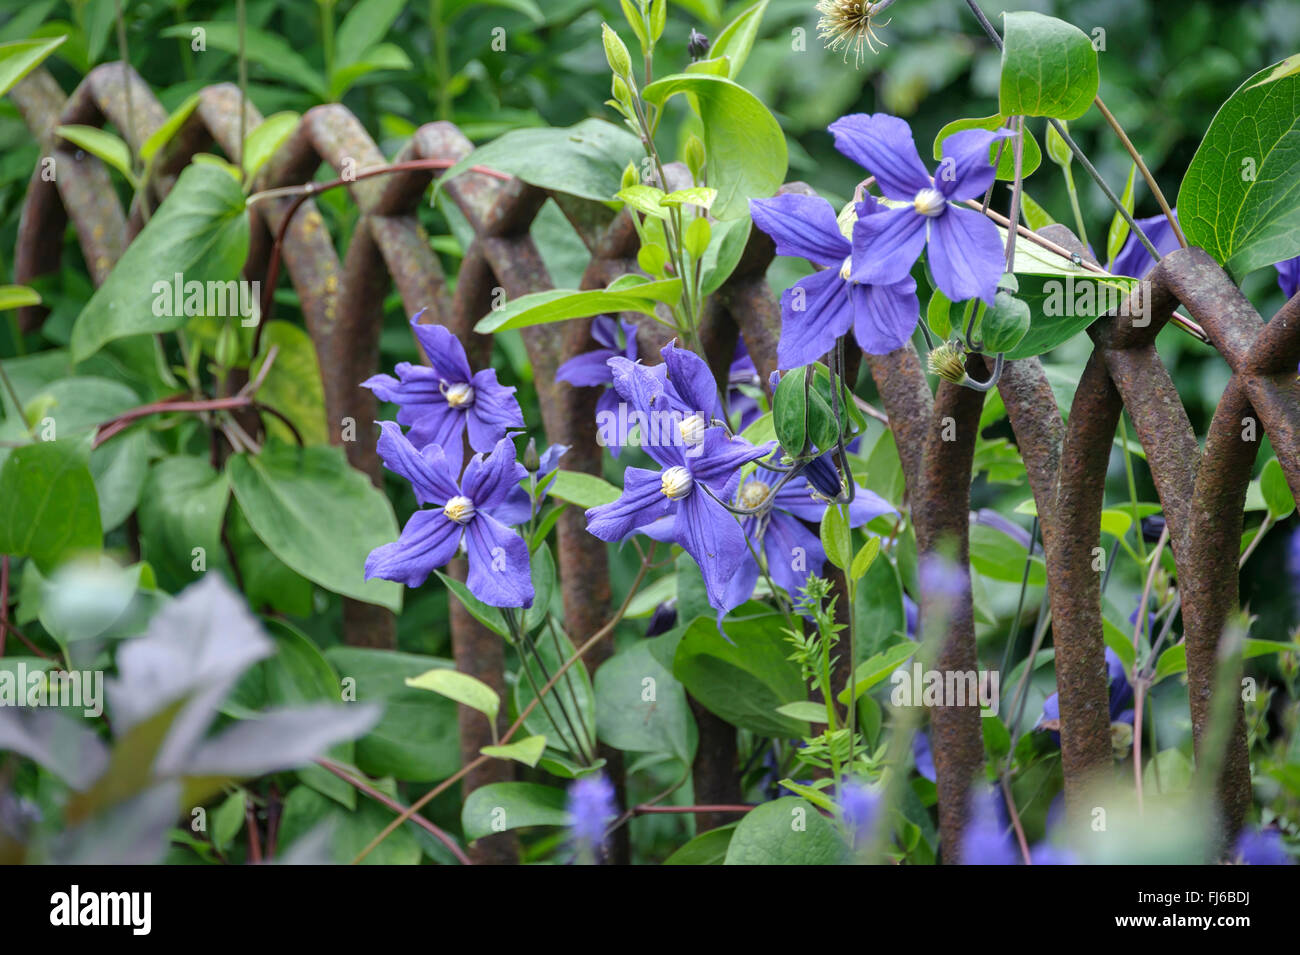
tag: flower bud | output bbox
[927,341,968,385]
[523,437,541,473]
[602,23,633,79]
[804,453,843,499]
[687,29,711,60]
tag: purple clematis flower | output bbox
[715,462,895,618]
[913,731,936,782]
[1037,647,1133,747]
[585,355,773,609]
[837,780,880,849]
[1107,209,1183,279]
[1276,255,1300,299]
[363,315,524,470]
[830,113,1011,306]
[750,192,921,362]
[728,340,764,431]
[558,316,639,457]
[364,423,533,607]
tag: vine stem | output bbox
[350,551,655,864]
[962,0,1162,261]
[1094,96,1187,248]
[315,758,472,864]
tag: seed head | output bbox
[816,1,891,69]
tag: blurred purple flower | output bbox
[903,594,919,637]
[1030,844,1078,865]
[749,192,920,362]
[919,553,968,600]
[1234,827,1292,865]
[558,316,639,458]
[364,425,533,607]
[567,773,617,853]
[645,601,678,637]
[1037,647,1133,744]
[728,341,763,432]
[1288,526,1300,617]
[960,786,1017,865]
[912,731,935,782]
[362,315,524,470]
[832,113,1011,305]
[837,780,879,847]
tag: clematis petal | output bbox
[846,487,897,527]
[462,437,528,509]
[466,369,525,452]
[557,348,619,387]
[585,467,675,541]
[464,514,534,608]
[364,509,462,587]
[662,340,722,419]
[375,420,461,506]
[595,387,627,459]
[1107,210,1181,279]
[609,359,685,469]
[777,268,855,368]
[849,206,928,287]
[589,315,621,350]
[850,276,921,356]
[829,113,933,201]
[673,489,749,610]
[927,204,1005,305]
[937,128,1013,201]
[763,511,826,599]
[686,427,774,492]
[409,317,474,384]
[749,194,852,267]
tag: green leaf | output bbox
[473,279,681,334]
[774,701,829,723]
[547,470,620,509]
[1152,644,1186,683]
[661,186,717,210]
[673,614,808,738]
[279,785,422,864]
[837,640,920,705]
[1261,457,1296,519]
[405,668,500,724]
[1178,57,1300,276]
[933,113,1042,181]
[137,456,230,591]
[820,504,851,571]
[514,626,595,756]
[0,285,40,311]
[251,321,329,445]
[1106,163,1138,267]
[1045,118,1072,167]
[335,0,409,66]
[723,797,848,865]
[443,0,545,24]
[664,823,737,864]
[439,118,642,203]
[461,782,568,841]
[160,23,328,98]
[0,36,65,99]
[71,163,249,361]
[480,735,547,767]
[139,93,201,165]
[435,570,509,637]
[980,291,1031,353]
[998,12,1099,120]
[324,648,462,782]
[849,536,881,582]
[1019,190,1055,231]
[594,641,697,765]
[226,441,402,611]
[699,216,751,295]
[616,183,668,218]
[641,73,787,220]
[970,522,1046,585]
[241,112,299,181]
[710,0,768,78]
[851,552,906,661]
[0,439,101,573]
[55,124,136,186]
[210,790,246,852]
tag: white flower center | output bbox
[444,381,475,408]
[839,255,855,282]
[444,495,476,524]
[660,466,693,500]
[679,413,707,447]
[739,479,771,509]
[912,187,946,218]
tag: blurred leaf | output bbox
[55,124,136,186]
[0,438,101,573]
[461,782,567,841]
[0,35,65,99]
